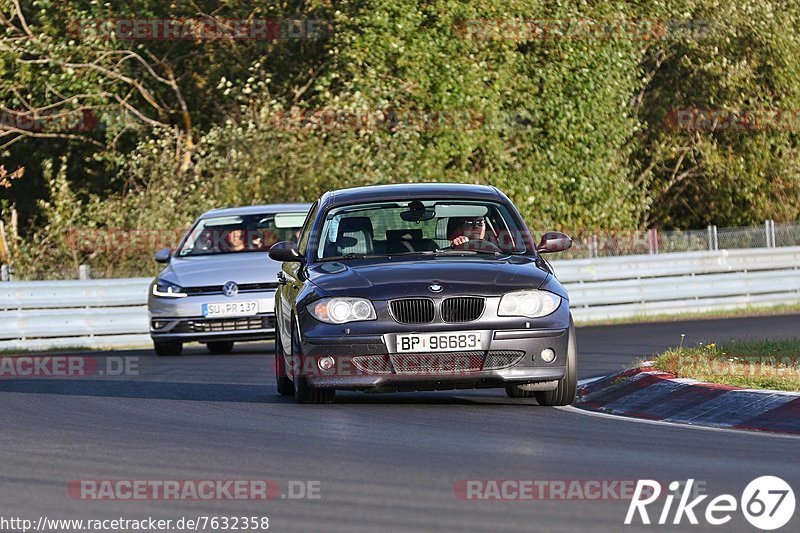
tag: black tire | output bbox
[206,341,234,354]
[154,341,182,356]
[535,316,577,406]
[274,326,293,396]
[291,319,335,404]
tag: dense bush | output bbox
[1,0,799,277]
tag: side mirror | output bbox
[154,248,172,263]
[536,232,572,254]
[269,241,303,262]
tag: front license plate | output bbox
[202,301,259,317]
[396,331,481,353]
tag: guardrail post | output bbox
[78,264,90,280]
[768,219,776,248]
[647,229,659,254]
[706,225,718,251]
[764,220,772,248]
[1,264,10,282]
[765,220,769,248]
[589,234,598,258]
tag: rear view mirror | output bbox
[536,232,572,253]
[400,199,435,222]
[154,248,172,263]
[269,241,303,262]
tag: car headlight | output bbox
[152,279,187,298]
[498,290,560,318]
[308,297,376,324]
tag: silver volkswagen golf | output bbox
[148,204,311,355]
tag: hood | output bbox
[306,256,554,299]
[159,252,281,287]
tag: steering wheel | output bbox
[446,239,502,253]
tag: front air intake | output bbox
[389,298,435,324]
[441,297,485,323]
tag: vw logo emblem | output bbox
[429,283,443,293]
[222,281,239,297]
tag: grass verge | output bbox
[651,339,800,392]
[575,303,800,326]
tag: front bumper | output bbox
[150,314,276,343]
[149,290,277,343]
[295,327,569,392]
[286,293,572,392]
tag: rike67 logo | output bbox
[626,477,795,530]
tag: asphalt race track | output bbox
[1,314,799,532]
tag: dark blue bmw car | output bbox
[269,183,575,404]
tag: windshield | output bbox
[178,212,307,256]
[316,200,531,260]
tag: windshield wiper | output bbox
[319,253,365,261]
[325,249,508,261]
[388,250,436,256]
[433,248,503,256]
[327,251,438,260]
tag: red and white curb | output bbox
[575,363,800,435]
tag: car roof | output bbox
[321,183,502,208]
[199,203,312,219]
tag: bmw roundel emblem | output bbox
[429,283,443,293]
[223,281,239,297]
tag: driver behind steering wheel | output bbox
[448,216,486,247]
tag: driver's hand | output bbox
[452,235,469,246]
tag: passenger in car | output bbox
[257,228,278,250]
[224,228,248,252]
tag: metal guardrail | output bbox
[0,278,149,351]
[1,247,799,350]
[552,247,800,321]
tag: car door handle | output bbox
[277,272,287,285]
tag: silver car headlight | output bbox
[308,297,376,324]
[498,290,560,318]
[152,279,187,298]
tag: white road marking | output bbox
[558,405,800,440]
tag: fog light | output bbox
[152,320,165,329]
[540,348,556,363]
[318,356,335,371]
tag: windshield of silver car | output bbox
[178,212,307,256]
